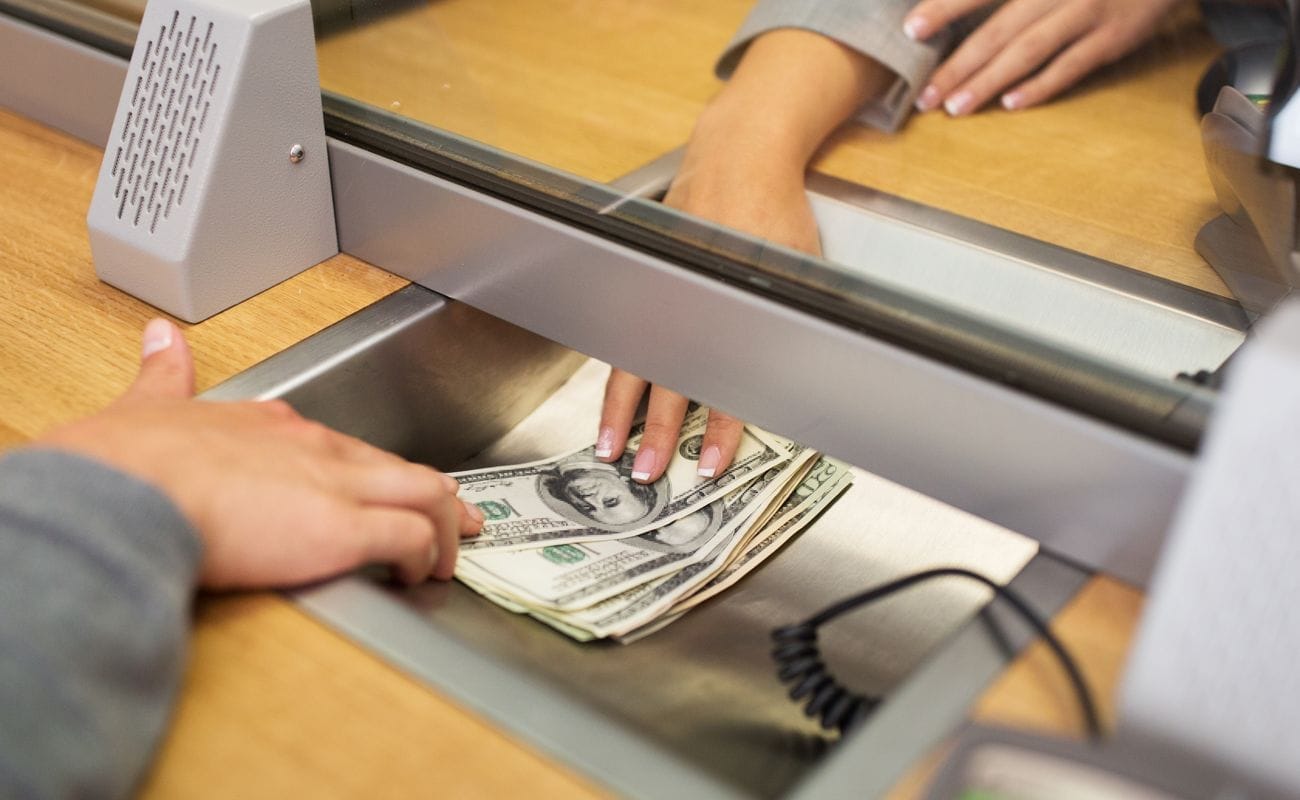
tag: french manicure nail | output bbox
[141,318,173,359]
[594,427,615,459]
[915,85,941,112]
[903,15,929,40]
[631,448,657,482]
[697,446,721,479]
[944,90,974,116]
[1001,91,1022,111]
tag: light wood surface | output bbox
[313,0,1227,295]
[818,14,1227,296]
[316,0,752,184]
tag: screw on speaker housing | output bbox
[289,144,305,163]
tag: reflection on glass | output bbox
[21,0,1296,444]
[309,2,1257,401]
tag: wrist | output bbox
[689,86,821,171]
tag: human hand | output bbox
[905,0,1185,115]
[596,39,837,483]
[37,319,483,588]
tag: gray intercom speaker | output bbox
[87,0,337,322]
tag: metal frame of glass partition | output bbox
[0,0,1201,586]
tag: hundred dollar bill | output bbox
[522,455,825,638]
[458,449,813,612]
[669,459,854,615]
[608,458,853,643]
[453,405,793,552]
[457,572,601,643]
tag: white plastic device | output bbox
[87,0,337,322]
[1117,297,1300,797]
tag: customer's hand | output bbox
[906,0,1184,114]
[37,319,482,588]
[597,29,881,483]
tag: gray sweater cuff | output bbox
[716,0,953,132]
[0,448,203,798]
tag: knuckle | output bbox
[260,399,298,419]
[640,420,681,443]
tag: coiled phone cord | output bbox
[771,567,1102,740]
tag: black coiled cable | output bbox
[771,567,1102,740]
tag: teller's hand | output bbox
[596,85,825,484]
[36,319,483,587]
[906,0,1184,114]
[596,29,878,484]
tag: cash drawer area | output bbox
[204,284,1080,799]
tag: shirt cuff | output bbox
[715,1,954,132]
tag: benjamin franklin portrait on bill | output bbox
[538,452,669,533]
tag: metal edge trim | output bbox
[789,553,1093,799]
[616,147,1250,334]
[290,576,748,800]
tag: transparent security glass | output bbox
[307,0,1256,446]
[18,0,1285,447]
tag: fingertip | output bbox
[432,550,457,581]
[697,445,722,479]
[699,412,744,478]
[630,446,661,484]
[461,500,484,535]
[944,89,975,116]
[903,14,931,41]
[438,472,459,494]
[594,425,620,461]
[130,318,195,399]
[141,318,176,360]
[914,84,941,112]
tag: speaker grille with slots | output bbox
[109,10,221,234]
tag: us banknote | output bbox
[453,405,794,552]
[525,456,848,640]
[458,448,814,612]
[611,459,853,644]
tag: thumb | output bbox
[128,318,195,400]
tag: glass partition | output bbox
[308,0,1249,449]
[7,0,1288,449]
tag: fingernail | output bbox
[915,85,941,112]
[902,15,929,40]
[1001,91,1022,111]
[465,502,484,524]
[141,318,173,359]
[594,427,615,459]
[697,446,721,478]
[944,90,974,116]
[631,448,657,482]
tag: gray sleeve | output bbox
[716,0,955,132]
[0,448,202,799]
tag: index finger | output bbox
[598,369,648,463]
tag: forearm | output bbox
[689,29,891,176]
[0,449,201,798]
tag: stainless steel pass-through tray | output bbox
[205,286,1084,798]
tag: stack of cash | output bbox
[451,405,853,642]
